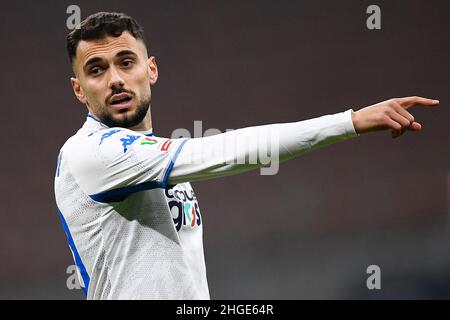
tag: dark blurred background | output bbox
[0,0,449,299]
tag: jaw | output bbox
[92,102,151,130]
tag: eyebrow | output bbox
[83,50,138,72]
[115,50,137,58]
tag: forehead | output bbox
[75,31,146,65]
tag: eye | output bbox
[121,59,134,68]
[89,67,103,76]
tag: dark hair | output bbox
[66,12,146,64]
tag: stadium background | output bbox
[0,0,449,299]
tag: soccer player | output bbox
[55,12,439,299]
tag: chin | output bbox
[116,109,147,128]
[99,100,149,128]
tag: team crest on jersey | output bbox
[165,186,201,231]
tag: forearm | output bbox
[167,109,358,184]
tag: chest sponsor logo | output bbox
[165,186,201,231]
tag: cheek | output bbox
[83,85,106,106]
[134,72,152,97]
[85,81,107,100]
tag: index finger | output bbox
[396,96,440,109]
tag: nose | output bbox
[108,66,125,88]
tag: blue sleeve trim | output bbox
[89,180,165,203]
[162,139,189,186]
[58,209,90,296]
[89,139,189,203]
[55,151,63,177]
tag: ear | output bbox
[148,56,158,85]
[70,77,87,104]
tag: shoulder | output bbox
[63,127,177,170]
[63,127,142,155]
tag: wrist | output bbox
[351,110,361,134]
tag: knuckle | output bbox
[383,107,392,116]
[386,101,397,110]
[381,114,390,123]
[391,101,400,108]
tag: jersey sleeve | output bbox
[167,109,359,184]
[66,128,188,203]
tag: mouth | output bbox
[109,93,133,110]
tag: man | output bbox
[55,12,439,299]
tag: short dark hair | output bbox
[66,12,146,64]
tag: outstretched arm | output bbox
[67,96,439,203]
[168,96,439,184]
[351,96,439,138]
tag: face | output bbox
[71,31,158,130]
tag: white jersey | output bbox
[54,110,358,299]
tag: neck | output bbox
[129,107,153,132]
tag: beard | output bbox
[97,96,150,129]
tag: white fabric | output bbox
[54,109,357,300]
